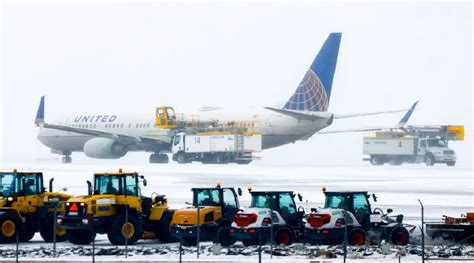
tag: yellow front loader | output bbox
[0,170,71,243]
[58,169,175,245]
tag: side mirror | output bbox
[143,179,147,187]
[311,208,317,212]
[298,193,303,202]
[372,194,378,202]
[237,188,242,196]
[86,180,92,196]
[387,208,393,214]
[49,178,54,192]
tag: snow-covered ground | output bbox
[0,162,472,262]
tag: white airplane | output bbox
[35,33,415,164]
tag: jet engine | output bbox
[83,138,128,159]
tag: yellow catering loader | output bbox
[0,170,71,243]
[170,184,242,246]
[58,169,175,245]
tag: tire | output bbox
[62,156,72,164]
[0,213,19,244]
[150,154,169,164]
[274,227,294,246]
[217,226,236,246]
[160,154,169,163]
[155,211,178,243]
[40,215,68,242]
[390,226,409,246]
[67,229,95,245]
[348,228,366,246]
[107,214,141,245]
[425,154,435,166]
[447,161,456,167]
[181,237,197,247]
[370,155,383,166]
[175,153,187,164]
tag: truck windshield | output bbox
[0,173,15,196]
[195,189,221,206]
[427,139,446,147]
[174,135,181,145]
[325,194,351,210]
[250,194,277,210]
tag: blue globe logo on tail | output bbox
[283,33,342,112]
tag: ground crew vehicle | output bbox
[363,125,463,166]
[171,132,261,164]
[426,212,474,243]
[304,189,409,246]
[0,170,71,243]
[58,169,174,245]
[230,190,305,246]
[170,184,242,246]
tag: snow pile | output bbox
[0,243,473,260]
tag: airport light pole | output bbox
[418,199,425,263]
[197,205,201,259]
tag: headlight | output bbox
[82,219,89,224]
[57,218,63,224]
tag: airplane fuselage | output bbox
[37,108,331,155]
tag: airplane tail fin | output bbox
[396,101,419,127]
[283,32,342,112]
[35,96,45,125]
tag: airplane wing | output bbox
[34,96,172,147]
[316,101,419,134]
[263,107,333,121]
[265,101,419,122]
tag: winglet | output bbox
[35,96,45,125]
[396,101,419,127]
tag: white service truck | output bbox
[363,125,463,166]
[171,132,261,164]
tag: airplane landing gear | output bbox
[61,156,72,164]
[149,153,169,164]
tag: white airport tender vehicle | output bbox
[230,190,305,246]
[363,125,463,166]
[171,132,261,164]
[304,190,410,246]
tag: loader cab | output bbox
[155,106,177,129]
[0,172,45,198]
[250,191,303,226]
[93,171,143,197]
[192,186,240,221]
[324,191,372,228]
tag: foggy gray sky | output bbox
[1,1,472,165]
